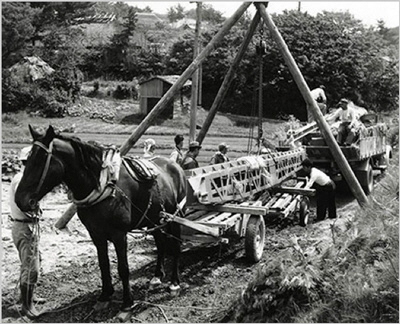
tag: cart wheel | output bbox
[362,163,374,195]
[299,198,309,227]
[245,215,265,263]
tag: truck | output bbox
[278,112,392,194]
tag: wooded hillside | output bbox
[2,2,399,120]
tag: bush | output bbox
[2,68,69,116]
[39,100,66,118]
[113,83,132,99]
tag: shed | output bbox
[139,75,192,119]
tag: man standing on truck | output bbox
[301,158,337,222]
[308,85,327,122]
[327,98,358,146]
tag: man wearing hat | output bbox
[301,158,337,222]
[328,98,358,145]
[181,141,202,170]
[210,142,230,165]
[308,85,327,122]
[9,146,45,318]
[170,134,184,165]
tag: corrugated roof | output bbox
[140,75,192,87]
[136,12,163,25]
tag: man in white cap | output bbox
[143,138,156,158]
[327,98,358,145]
[181,141,202,170]
[210,142,230,165]
[9,146,45,319]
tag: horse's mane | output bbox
[55,134,103,188]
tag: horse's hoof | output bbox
[149,277,162,287]
[169,284,181,296]
[93,301,110,311]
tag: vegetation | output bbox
[2,2,398,120]
[216,151,399,323]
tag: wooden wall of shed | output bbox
[140,79,164,97]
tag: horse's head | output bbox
[15,125,66,212]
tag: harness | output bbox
[33,140,185,240]
[33,140,63,197]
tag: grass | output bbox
[1,96,290,145]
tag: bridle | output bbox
[32,140,63,197]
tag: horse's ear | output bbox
[29,125,41,140]
[45,125,56,139]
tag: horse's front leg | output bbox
[91,236,115,303]
[112,233,133,311]
[151,230,166,286]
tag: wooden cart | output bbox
[170,179,314,263]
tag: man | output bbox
[143,138,156,158]
[210,142,230,165]
[9,146,44,319]
[328,98,358,145]
[169,134,184,165]
[301,158,337,222]
[308,85,327,122]
[181,141,201,170]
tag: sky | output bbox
[127,1,399,28]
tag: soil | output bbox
[1,157,363,323]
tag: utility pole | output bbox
[189,2,202,142]
[298,2,301,11]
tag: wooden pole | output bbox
[190,2,202,141]
[256,2,368,207]
[197,10,261,144]
[258,40,263,151]
[54,203,77,229]
[119,2,251,155]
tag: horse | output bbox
[15,125,187,311]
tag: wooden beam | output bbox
[119,2,251,156]
[197,9,261,144]
[54,203,77,229]
[190,2,202,141]
[272,186,315,196]
[256,2,369,207]
[173,216,220,237]
[190,203,268,215]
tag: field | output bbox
[2,96,398,323]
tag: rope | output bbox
[113,183,182,243]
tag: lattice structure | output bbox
[185,148,306,205]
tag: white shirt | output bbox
[310,88,326,103]
[305,168,331,188]
[332,107,357,126]
[170,147,183,164]
[9,172,29,220]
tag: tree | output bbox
[31,2,95,29]
[103,7,138,79]
[186,4,224,24]
[2,2,41,67]
[167,4,185,23]
[165,9,398,118]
